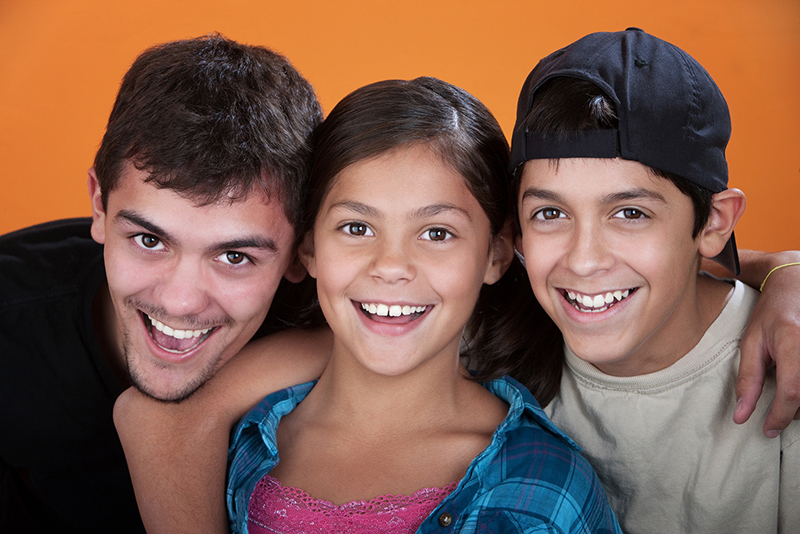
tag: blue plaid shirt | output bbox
[227,376,621,533]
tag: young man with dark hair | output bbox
[511,28,799,532]
[0,34,325,532]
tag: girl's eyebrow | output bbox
[328,201,471,221]
[328,200,381,218]
[411,203,471,221]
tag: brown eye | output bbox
[140,235,160,248]
[534,208,563,221]
[348,223,368,236]
[226,252,245,264]
[623,208,643,219]
[427,228,447,241]
[542,208,561,220]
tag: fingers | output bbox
[734,329,768,425]
[762,335,800,437]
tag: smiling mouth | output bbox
[144,313,214,353]
[358,302,428,323]
[563,288,637,313]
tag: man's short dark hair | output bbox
[93,33,322,229]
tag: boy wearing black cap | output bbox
[511,28,799,532]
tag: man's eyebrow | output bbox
[209,237,278,254]
[116,210,174,242]
[115,209,277,253]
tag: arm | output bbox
[703,250,800,436]
[114,327,332,534]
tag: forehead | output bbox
[519,157,686,202]
[107,165,295,245]
[325,144,475,207]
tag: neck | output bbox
[305,340,474,434]
[594,272,734,377]
[92,281,129,387]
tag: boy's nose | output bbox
[564,224,614,276]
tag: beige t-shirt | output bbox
[545,280,800,533]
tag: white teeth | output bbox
[148,316,209,340]
[361,303,427,317]
[566,289,634,312]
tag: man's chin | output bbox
[127,364,213,403]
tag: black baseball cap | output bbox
[510,28,739,274]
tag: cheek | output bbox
[520,233,557,283]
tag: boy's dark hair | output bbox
[518,76,713,238]
[510,28,739,274]
[93,33,322,230]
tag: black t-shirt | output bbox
[0,219,144,533]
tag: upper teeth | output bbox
[361,303,427,317]
[566,289,630,313]
[148,316,210,339]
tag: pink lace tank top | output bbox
[247,474,458,534]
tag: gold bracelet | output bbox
[759,262,800,292]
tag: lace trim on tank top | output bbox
[247,474,458,534]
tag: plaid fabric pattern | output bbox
[227,377,621,534]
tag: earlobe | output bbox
[283,254,308,283]
[484,220,515,285]
[297,234,317,279]
[698,188,747,259]
[87,167,107,244]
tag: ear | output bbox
[484,220,515,285]
[283,252,308,283]
[297,233,317,280]
[514,232,525,263]
[697,188,746,259]
[87,167,107,244]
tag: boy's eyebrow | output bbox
[520,187,667,204]
[600,188,666,204]
[115,209,278,253]
[520,188,564,203]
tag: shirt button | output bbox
[438,512,453,527]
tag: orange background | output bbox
[1,0,798,251]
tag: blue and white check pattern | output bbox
[227,376,621,534]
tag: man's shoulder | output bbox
[0,218,104,303]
